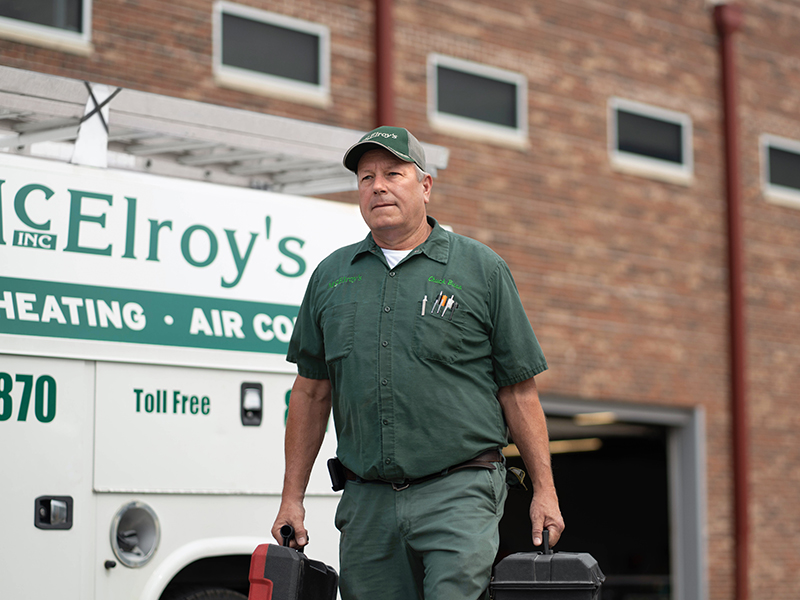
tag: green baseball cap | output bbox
[343,126,427,173]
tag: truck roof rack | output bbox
[0,65,449,196]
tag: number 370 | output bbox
[0,373,56,423]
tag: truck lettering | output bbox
[13,230,57,250]
[181,224,217,267]
[134,388,168,413]
[222,229,258,288]
[134,388,210,415]
[147,219,173,261]
[0,179,5,245]
[188,309,295,342]
[122,196,137,259]
[189,308,244,338]
[276,236,306,278]
[63,189,114,256]
[0,372,56,423]
[14,183,54,231]
[253,313,294,342]
[0,178,311,289]
[0,291,146,331]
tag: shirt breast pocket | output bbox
[413,308,466,364]
[321,302,357,363]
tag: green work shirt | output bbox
[286,217,547,482]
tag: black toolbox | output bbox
[490,532,604,599]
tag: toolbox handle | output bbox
[280,524,304,554]
[539,529,553,555]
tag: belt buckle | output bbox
[391,481,410,491]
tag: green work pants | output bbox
[334,463,508,600]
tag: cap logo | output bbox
[365,131,398,140]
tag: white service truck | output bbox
[0,152,366,599]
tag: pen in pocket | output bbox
[436,295,448,314]
[449,301,459,320]
[431,291,443,314]
[442,295,455,317]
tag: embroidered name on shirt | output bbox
[329,275,363,289]
[428,276,462,290]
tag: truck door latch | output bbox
[241,382,263,426]
[34,496,73,530]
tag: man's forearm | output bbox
[497,377,553,487]
[272,375,332,548]
[282,376,332,501]
[497,376,564,545]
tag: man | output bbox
[272,126,564,600]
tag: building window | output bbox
[761,134,800,209]
[428,54,528,146]
[213,1,330,107]
[0,0,91,53]
[0,0,83,32]
[608,98,693,184]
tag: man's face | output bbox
[356,148,432,239]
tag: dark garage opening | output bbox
[499,416,671,600]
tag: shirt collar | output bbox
[350,216,450,265]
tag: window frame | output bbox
[761,133,800,209]
[608,97,694,185]
[212,1,331,107]
[0,0,92,55]
[427,53,528,147]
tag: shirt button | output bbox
[384,306,391,312]
[381,379,388,386]
[382,341,388,347]
[389,271,396,277]
[385,458,392,465]
[383,419,389,425]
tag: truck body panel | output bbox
[0,152,364,597]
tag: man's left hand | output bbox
[530,488,565,547]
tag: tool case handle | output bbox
[280,524,304,553]
[538,529,553,555]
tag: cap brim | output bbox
[343,140,416,173]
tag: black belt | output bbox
[344,448,504,491]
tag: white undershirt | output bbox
[380,247,412,268]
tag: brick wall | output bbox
[2,0,799,597]
[0,0,376,127]
[737,1,800,596]
[389,3,734,596]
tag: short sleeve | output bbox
[286,269,330,379]
[486,260,548,386]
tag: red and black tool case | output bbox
[248,526,338,600]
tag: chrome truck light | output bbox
[110,501,161,568]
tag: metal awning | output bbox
[0,66,449,196]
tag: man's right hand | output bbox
[271,499,309,549]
